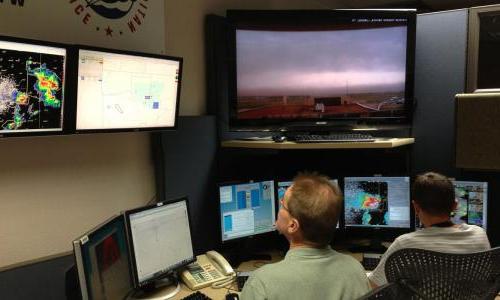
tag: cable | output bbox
[211,274,236,289]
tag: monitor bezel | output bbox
[0,34,71,138]
[72,214,131,300]
[123,197,195,288]
[225,9,417,130]
[342,176,413,234]
[217,179,278,243]
[68,44,183,134]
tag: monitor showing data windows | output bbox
[452,181,488,229]
[124,198,195,288]
[0,37,67,135]
[219,180,276,242]
[344,176,411,229]
[75,47,182,132]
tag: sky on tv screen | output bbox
[236,26,407,97]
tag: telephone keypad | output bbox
[209,270,220,278]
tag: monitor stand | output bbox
[348,237,387,254]
[226,239,272,267]
[129,276,180,300]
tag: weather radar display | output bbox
[344,177,411,229]
[0,40,66,133]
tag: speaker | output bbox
[455,93,500,170]
[205,14,230,139]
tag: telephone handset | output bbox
[180,250,236,290]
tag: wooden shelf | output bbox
[221,138,415,150]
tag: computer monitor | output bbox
[277,179,340,228]
[226,9,416,130]
[344,176,411,252]
[452,181,488,229]
[74,46,182,132]
[124,197,195,299]
[0,36,67,136]
[72,215,132,300]
[344,176,411,228]
[219,180,276,242]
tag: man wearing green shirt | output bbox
[241,172,370,300]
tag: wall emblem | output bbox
[69,0,149,37]
[0,0,25,7]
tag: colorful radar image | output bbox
[345,181,389,226]
[0,48,64,132]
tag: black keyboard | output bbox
[181,291,212,300]
[293,133,375,143]
[362,253,382,271]
[237,275,249,291]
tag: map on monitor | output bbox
[0,39,66,134]
[344,176,411,229]
[76,48,181,131]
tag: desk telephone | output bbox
[180,251,235,290]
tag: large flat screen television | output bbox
[73,46,182,133]
[226,9,416,131]
[0,36,68,137]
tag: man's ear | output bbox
[412,200,420,213]
[288,218,300,234]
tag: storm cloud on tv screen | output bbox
[236,26,407,97]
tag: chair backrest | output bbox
[384,247,500,300]
[357,282,413,300]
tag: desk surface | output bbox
[175,251,284,300]
[221,138,415,150]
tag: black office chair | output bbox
[384,247,500,300]
[357,282,413,300]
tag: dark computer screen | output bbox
[452,181,488,229]
[0,38,66,134]
[219,180,276,242]
[73,215,132,300]
[75,47,181,132]
[344,176,411,228]
[125,198,195,288]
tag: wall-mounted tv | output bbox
[0,36,68,136]
[226,9,416,131]
[73,46,182,133]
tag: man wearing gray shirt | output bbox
[369,172,491,287]
[242,172,370,300]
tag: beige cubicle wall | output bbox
[0,133,156,269]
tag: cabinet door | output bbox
[467,4,500,92]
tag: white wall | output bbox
[165,0,333,116]
[0,0,335,269]
[0,1,165,268]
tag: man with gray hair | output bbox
[242,172,370,300]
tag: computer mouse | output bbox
[225,293,240,300]
[272,135,286,143]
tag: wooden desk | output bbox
[221,138,415,150]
